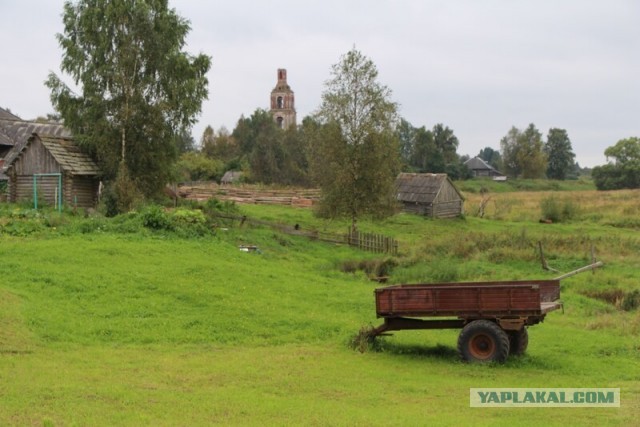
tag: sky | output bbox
[1,0,639,167]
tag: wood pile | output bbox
[177,182,320,208]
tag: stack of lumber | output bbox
[176,182,320,208]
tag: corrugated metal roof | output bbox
[396,173,449,204]
[0,107,21,121]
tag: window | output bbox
[277,96,284,109]
[276,117,284,128]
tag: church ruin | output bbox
[269,69,296,129]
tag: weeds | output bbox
[339,258,397,278]
[348,325,384,353]
[582,289,640,311]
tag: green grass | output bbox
[0,197,639,425]
[456,176,596,194]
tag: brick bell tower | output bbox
[270,69,297,129]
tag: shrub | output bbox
[176,152,224,182]
[171,208,211,237]
[540,196,578,222]
[140,205,174,231]
[113,164,144,214]
[0,218,46,236]
[203,198,240,216]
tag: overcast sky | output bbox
[1,0,639,167]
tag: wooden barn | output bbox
[396,173,464,218]
[5,133,101,209]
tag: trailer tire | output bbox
[507,328,529,356]
[458,320,510,363]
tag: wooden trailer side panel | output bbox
[376,280,560,318]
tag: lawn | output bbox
[0,189,639,425]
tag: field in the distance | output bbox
[0,186,639,425]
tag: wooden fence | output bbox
[211,212,398,255]
[346,229,398,255]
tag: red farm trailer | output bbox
[371,279,563,363]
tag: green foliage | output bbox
[231,109,309,186]
[478,146,502,170]
[432,123,459,165]
[544,128,575,180]
[500,124,548,178]
[138,204,211,237]
[398,119,467,178]
[175,151,224,182]
[140,205,174,230]
[47,0,211,199]
[457,177,595,194]
[583,288,640,312]
[173,128,196,154]
[201,125,239,164]
[592,137,640,190]
[621,290,640,311]
[202,197,240,217]
[312,48,401,225]
[112,162,143,214]
[339,258,397,277]
[540,196,579,222]
[604,136,640,164]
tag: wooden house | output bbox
[5,133,101,208]
[464,157,505,178]
[396,173,464,218]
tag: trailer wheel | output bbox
[458,320,510,363]
[507,328,529,356]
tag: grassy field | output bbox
[0,186,639,425]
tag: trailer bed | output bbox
[375,279,561,319]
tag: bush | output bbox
[203,198,240,216]
[140,205,174,231]
[114,164,144,213]
[540,196,578,222]
[0,218,46,236]
[176,152,224,182]
[171,208,211,237]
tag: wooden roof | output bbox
[396,173,461,204]
[1,119,73,173]
[39,135,101,176]
[465,156,495,171]
[5,133,100,176]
